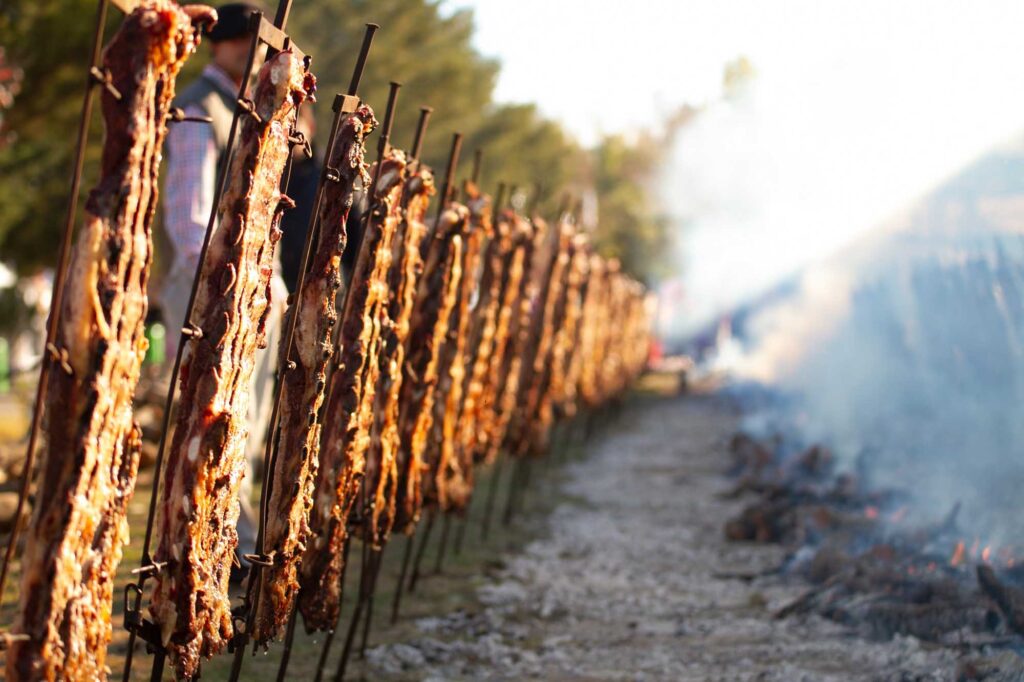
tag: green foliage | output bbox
[588,132,674,285]
[0,0,670,284]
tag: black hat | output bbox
[206,3,263,43]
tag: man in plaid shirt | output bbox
[160,2,282,578]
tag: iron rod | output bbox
[433,514,451,574]
[406,510,436,594]
[480,455,505,542]
[390,533,415,623]
[410,106,433,162]
[275,608,299,682]
[0,0,112,612]
[348,24,380,96]
[311,537,352,682]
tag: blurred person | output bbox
[159,2,282,579]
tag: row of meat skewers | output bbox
[2,2,653,680]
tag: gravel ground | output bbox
[365,393,963,681]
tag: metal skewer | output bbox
[0,0,114,618]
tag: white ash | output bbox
[366,394,984,680]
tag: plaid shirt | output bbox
[162,65,239,273]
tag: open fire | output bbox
[722,429,1024,677]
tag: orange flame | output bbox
[950,541,966,567]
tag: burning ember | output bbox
[723,430,1024,676]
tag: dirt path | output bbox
[366,393,956,681]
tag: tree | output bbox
[0,0,672,285]
[586,130,677,285]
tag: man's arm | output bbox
[163,103,217,270]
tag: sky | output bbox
[445,0,1024,330]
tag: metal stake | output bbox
[230,24,379,682]
[390,533,415,624]
[0,0,112,612]
[480,455,505,542]
[311,537,352,682]
[406,510,436,594]
[433,514,451,574]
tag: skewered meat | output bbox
[298,148,407,632]
[432,190,491,512]
[148,50,315,678]
[520,220,577,454]
[480,213,539,463]
[392,204,470,534]
[577,254,607,409]
[251,105,377,645]
[457,197,511,465]
[363,164,436,547]
[6,4,213,680]
[505,217,568,456]
[551,235,591,422]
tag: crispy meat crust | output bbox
[149,50,315,678]
[7,4,211,680]
[298,149,407,632]
[251,106,377,645]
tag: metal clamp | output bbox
[288,130,313,158]
[167,107,213,125]
[45,343,73,375]
[0,631,30,651]
[241,551,277,568]
[236,98,263,124]
[122,583,164,646]
[88,66,121,100]
[129,560,167,578]
[181,323,204,340]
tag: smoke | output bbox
[657,53,1024,543]
[724,154,1024,544]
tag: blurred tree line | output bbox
[0,0,673,284]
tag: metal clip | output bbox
[0,631,30,651]
[236,98,263,124]
[167,107,213,125]
[181,324,204,340]
[288,130,313,158]
[129,560,167,578]
[45,343,73,375]
[286,360,297,371]
[324,167,341,184]
[88,66,121,100]
[123,583,143,629]
[241,551,276,568]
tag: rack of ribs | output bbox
[250,105,377,645]
[298,148,407,632]
[498,216,560,458]
[391,203,470,535]
[6,4,213,680]
[479,213,538,464]
[431,187,493,512]
[552,235,592,422]
[148,50,316,678]
[456,198,511,466]
[362,163,436,548]
[523,222,578,456]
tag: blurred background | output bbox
[3,0,1024,547]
